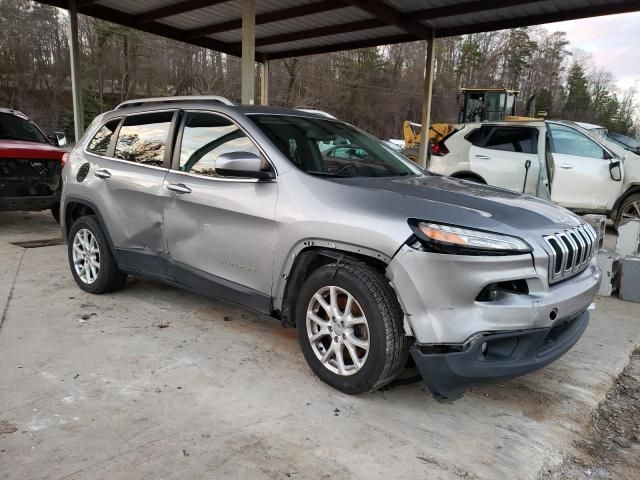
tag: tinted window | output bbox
[249,114,419,178]
[179,112,260,177]
[114,112,173,166]
[466,127,486,146]
[87,119,120,155]
[549,123,607,159]
[485,127,538,154]
[0,113,48,144]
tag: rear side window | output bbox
[87,119,120,155]
[467,126,538,154]
[466,128,485,146]
[485,127,538,154]
[114,112,173,166]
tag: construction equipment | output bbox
[401,121,455,162]
[402,88,542,162]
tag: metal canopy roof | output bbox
[43,0,640,60]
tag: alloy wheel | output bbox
[306,286,370,376]
[620,200,640,225]
[72,228,100,284]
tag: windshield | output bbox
[0,113,49,144]
[249,114,422,178]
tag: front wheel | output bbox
[67,215,127,294]
[615,193,640,229]
[296,263,410,394]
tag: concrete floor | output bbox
[1,211,639,480]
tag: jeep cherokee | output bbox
[61,96,601,400]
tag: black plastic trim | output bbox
[411,309,589,401]
[115,248,272,316]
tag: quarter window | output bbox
[179,112,260,177]
[549,124,608,159]
[114,112,173,166]
[87,119,120,155]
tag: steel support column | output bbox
[260,60,270,106]
[68,0,84,141]
[418,30,435,169]
[241,0,255,104]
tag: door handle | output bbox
[94,168,111,179]
[167,183,192,194]
[475,154,491,160]
[558,164,573,170]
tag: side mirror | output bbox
[609,160,622,181]
[50,132,67,147]
[216,151,273,180]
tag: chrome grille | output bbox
[543,223,596,283]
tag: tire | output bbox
[296,263,410,394]
[67,215,127,294]
[614,193,640,229]
[401,147,419,163]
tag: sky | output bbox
[543,11,640,92]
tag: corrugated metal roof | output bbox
[259,26,405,54]
[43,0,640,59]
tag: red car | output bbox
[0,108,67,221]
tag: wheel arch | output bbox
[612,184,640,219]
[275,241,391,327]
[63,196,114,249]
[450,171,487,184]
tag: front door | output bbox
[161,111,277,312]
[547,123,623,210]
[468,125,541,194]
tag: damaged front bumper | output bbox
[387,242,600,400]
[410,308,590,401]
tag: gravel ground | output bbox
[542,349,640,479]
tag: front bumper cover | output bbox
[411,308,589,401]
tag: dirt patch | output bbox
[0,420,18,434]
[541,350,640,479]
[469,381,555,421]
[11,238,63,248]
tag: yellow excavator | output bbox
[402,88,543,162]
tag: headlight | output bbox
[409,221,531,255]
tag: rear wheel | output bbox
[401,147,419,163]
[615,193,640,229]
[67,215,127,294]
[296,263,410,394]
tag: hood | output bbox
[0,139,66,159]
[330,175,583,235]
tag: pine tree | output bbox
[563,62,590,119]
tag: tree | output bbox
[564,62,590,119]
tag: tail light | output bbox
[61,152,69,168]
[430,141,449,157]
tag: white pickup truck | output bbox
[428,120,640,227]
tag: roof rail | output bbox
[115,95,235,110]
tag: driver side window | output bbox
[549,124,608,160]
[179,112,260,177]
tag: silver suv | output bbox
[61,96,601,400]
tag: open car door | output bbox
[547,122,623,211]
